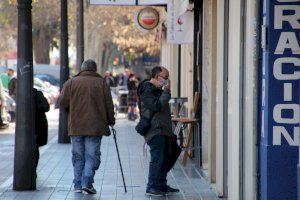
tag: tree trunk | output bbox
[33,27,51,64]
[85,29,104,73]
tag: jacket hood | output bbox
[75,70,102,78]
[137,79,151,96]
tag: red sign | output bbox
[137,7,159,30]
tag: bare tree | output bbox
[0,0,60,64]
[32,0,60,64]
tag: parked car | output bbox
[34,78,59,105]
[34,74,60,86]
[0,66,7,74]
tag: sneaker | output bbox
[163,185,180,194]
[145,188,165,196]
[74,188,82,193]
[82,187,97,194]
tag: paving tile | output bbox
[97,195,116,200]
[0,119,219,200]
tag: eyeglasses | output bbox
[158,75,169,80]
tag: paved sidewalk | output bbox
[0,119,219,200]
[0,109,58,185]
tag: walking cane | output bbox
[111,127,127,193]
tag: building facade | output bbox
[161,0,300,199]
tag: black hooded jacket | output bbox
[34,88,50,147]
[137,79,172,142]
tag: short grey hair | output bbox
[81,59,97,72]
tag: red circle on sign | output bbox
[142,19,155,25]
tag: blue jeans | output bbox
[147,135,171,190]
[71,136,102,189]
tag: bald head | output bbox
[150,66,170,89]
[151,66,169,79]
[160,67,169,78]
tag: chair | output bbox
[172,92,201,166]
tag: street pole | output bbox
[178,45,181,97]
[13,0,35,190]
[76,0,84,72]
[58,0,70,144]
[193,2,200,94]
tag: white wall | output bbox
[199,0,259,198]
[210,0,217,183]
[161,1,259,199]
[160,38,179,97]
[216,0,225,196]
[161,40,194,111]
[201,0,218,182]
[180,44,194,115]
[227,0,243,199]
[243,0,259,199]
[202,0,213,171]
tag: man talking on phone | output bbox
[138,66,180,196]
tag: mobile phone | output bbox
[162,79,169,87]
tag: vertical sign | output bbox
[167,0,194,44]
[89,0,135,5]
[90,0,167,5]
[260,0,300,200]
[138,0,167,5]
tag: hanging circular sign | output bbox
[136,7,159,31]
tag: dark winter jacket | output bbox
[8,77,17,101]
[105,76,115,87]
[127,80,138,106]
[138,80,172,142]
[34,88,50,147]
[58,71,115,136]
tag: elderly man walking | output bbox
[59,59,115,194]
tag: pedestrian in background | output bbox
[137,66,181,196]
[121,69,130,87]
[32,88,50,189]
[59,59,115,194]
[0,81,8,129]
[7,67,17,101]
[0,72,9,89]
[127,73,138,121]
[104,71,115,87]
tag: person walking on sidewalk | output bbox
[59,59,115,194]
[138,66,180,196]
